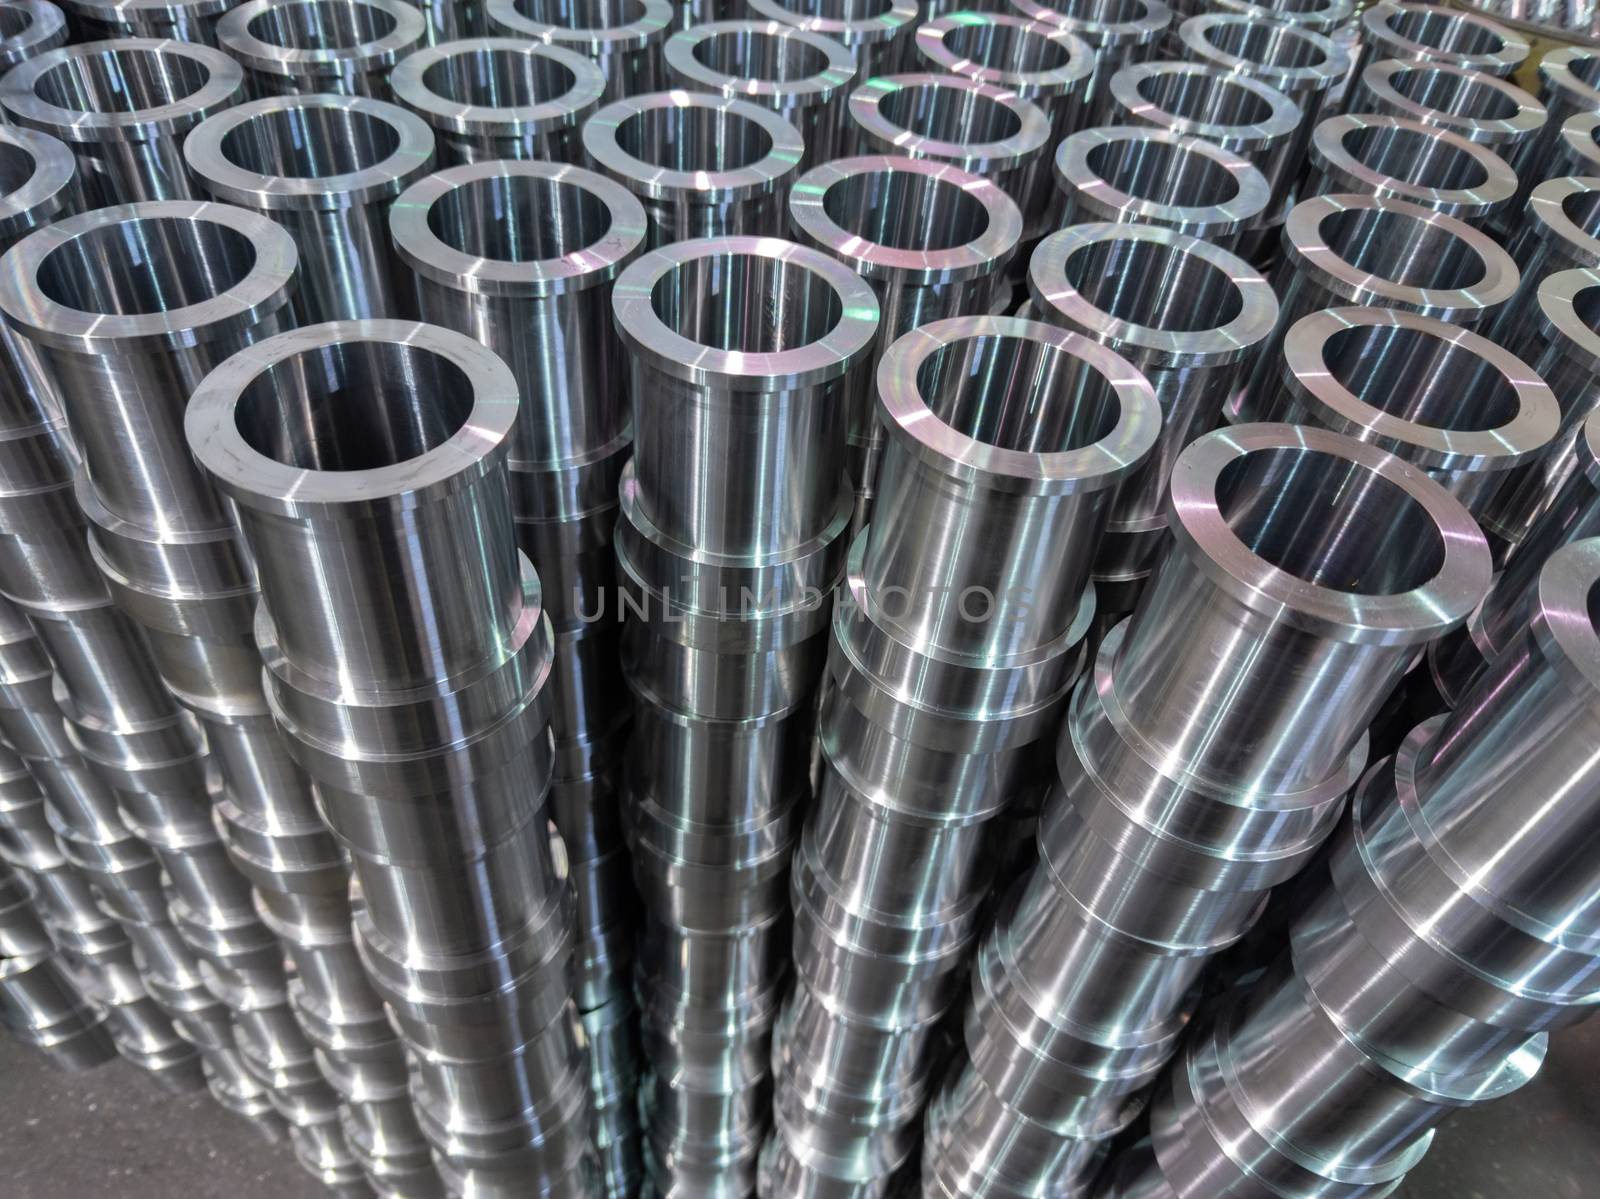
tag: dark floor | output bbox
[0,1016,1595,1196]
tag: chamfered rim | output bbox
[482,0,672,54]
[389,37,605,138]
[1010,0,1169,46]
[1177,12,1348,95]
[0,1,68,68]
[1535,267,1600,375]
[0,125,77,243]
[847,73,1052,173]
[1362,1,1528,76]
[1542,44,1600,111]
[217,0,427,77]
[1356,58,1545,145]
[1528,176,1600,268]
[663,20,856,108]
[914,12,1094,99]
[743,0,918,48]
[1309,112,1517,217]
[1106,61,1300,150]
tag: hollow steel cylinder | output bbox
[788,154,1021,534]
[1306,111,1517,226]
[185,93,433,324]
[663,20,855,172]
[483,0,670,103]
[1529,44,1600,187]
[1168,0,1353,34]
[1349,57,1547,161]
[847,73,1054,239]
[1051,125,1271,248]
[612,235,877,560]
[1555,110,1600,181]
[389,36,605,165]
[0,950,118,1069]
[0,1,66,70]
[1100,62,1301,230]
[914,11,1093,146]
[60,0,227,43]
[1502,176,1600,334]
[0,37,242,206]
[1353,1,1526,84]
[216,0,427,98]
[1010,0,1171,113]
[582,90,804,248]
[1028,223,1278,610]
[742,0,918,78]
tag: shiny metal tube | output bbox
[1168,0,1353,34]
[914,12,1092,146]
[1348,58,1547,159]
[0,37,242,206]
[1306,112,1517,225]
[1354,1,1527,83]
[0,950,118,1069]
[0,1,66,70]
[483,0,671,102]
[1502,176,1600,337]
[741,0,918,78]
[664,21,855,171]
[582,91,804,248]
[847,73,1053,238]
[1011,0,1171,113]
[390,37,605,165]
[1027,224,1277,610]
[185,93,434,324]
[1051,126,1271,248]
[788,155,1021,532]
[60,0,227,44]
[216,0,427,98]
[1100,62,1301,227]
[1554,110,1600,179]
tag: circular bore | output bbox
[663,20,855,109]
[610,235,879,392]
[914,13,1093,104]
[1170,424,1490,643]
[1529,538,1600,702]
[1029,223,1278,369]
[742,0,918,61]
[58,0,229,38]
[1283,192,1518,316]
[1053,125,1271,241]
[0,199,297,355]
[1528,177,1600,268]
[184,93,434,211]
[390,159,648,300]
[1557,112,1600,176]
[1010,0,1169,52]
[1360,2,1527,78]
[1177,13,1347,101]
[847,73,1051,177]
[1198,0,1353,35]
[875,315,1159,498]
[788,154,1021,286]
[482,0,672,60]
[1537,268,1600,382]
[217,0,427,89]
[1279,307,1558,475]
[1309,113,1516,221]
[0,36,241,143]
[1355,59,1545,149]
[1541,45,1600,118]
[389,38,606,146]
[0,125,77,245]
[1106,61,1300,153]
[186,320,519,522]
[582,90,804,204]
[0,1,67,69]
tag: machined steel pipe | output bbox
[788,154,1021,534]
[1502,176,1600,334]
[1168,0,1353,34]
[1555,110,1600,181]
[1028,223,1278,611]
[1349,57,1547,160]
[185,93,432,324]
[1306,111,1517,225]
[216,0,427,98]
[0,1,66,70]
[0,950,118,1069]
[483,0,671,103]
[390,36,605,165]
[60,0,227,43]
[1011,0,1171,112]
[847,73,1053,239]
[742,0,918,78]
[582,90,804,248]
[1051,125,1272,248]
[1353,1,1527,83]
[663,20,855,171]
[0,37,242,206]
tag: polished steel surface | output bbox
[483,0,671,103]
[216,0,428,98]
[1011,0,1171,112]
[59,0,229,44]
[741,0,918,78]
[1355,0,1527,82]
[1348,57,1547,156]
[0,0,67,68]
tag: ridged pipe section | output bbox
[582,90,804,248]
[1347,58,1546,162]
[189,320,593,1198]
[1011,0,1170,112]
[0,946,118,1070]
[0,1,67,70]
[931,423,1491,1199]
[185,92,435,323]
[664,20,855,171]
[59,0,227,44]
[1104,535,1600,1199]
[390,36,605,165]
[0,37,242,206]
[216,0,427,98]
[788,154,1022,537]
[483,0,671,103]
[742,0,918,79]
[1352,1,1527,84]
[1027,223,1278,615]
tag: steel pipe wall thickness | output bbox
[484,0,671,102]
[0,1,67,70]
[1347,57,1547,160]
[60,0,227,44]
[216,0,427,98]
[743,0,918,79]
[1011,0,1170,112]
[1353,1,1527,85]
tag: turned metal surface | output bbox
[216,0,427,98]
[1306,112,1518,225]
[482,0,671,103]
[185,92,433,323]
[0,37,241,205]
[1177,13,1348,146]
[1348,58,1547,158]
[1028,223,1277,600]
[0,951,118,1068]
[1555,110,1600,180]
[847,73,1054,238]
[582,90,804,248]
[1169,0,1353,34]
[391,37,605,165]
[663,20,855,171]
[60,0,228,44]
[1052,125,1271,247]
[0,0,67,69]
[1502,177,1600,339]
[742,0,918,78]
[1010,0,1171,112]
[1354,1,1527,83]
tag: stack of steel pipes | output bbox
[1101,534,1600,1199]
[771,315,1158,1197]
[609,237,877,1198]
[188,319,594,1197]
[390,156,651,1199]
[928,425,1490,1198]
[0,929,119,1072]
